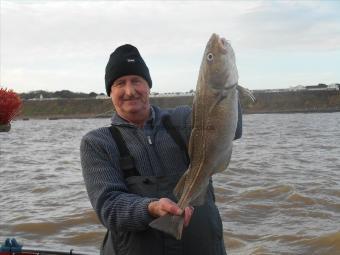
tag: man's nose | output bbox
[124,82,136,96]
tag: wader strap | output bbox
[109,125,140,178]
[162,115,190,162]
[109,115,188,179]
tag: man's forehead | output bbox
[115,75,144,82]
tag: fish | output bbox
[149,33,244,240]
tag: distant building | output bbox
[328,83,340,90]
[290,85,305,91]
[96,94,109,99]
[305,84,328,90]
[150,91,195,97]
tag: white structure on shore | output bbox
[150,83,339,96]
[269,83,340,93]
[150,91,195,97]
[96,94,109,99]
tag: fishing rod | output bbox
[0,238,95,255]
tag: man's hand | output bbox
[148,198,194,227]
[183,205,194,227]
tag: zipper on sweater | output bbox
[147,136,152,145]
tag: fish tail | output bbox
[149,214,184,240]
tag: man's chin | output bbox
[124,105,144,114]
[121,101,149,114]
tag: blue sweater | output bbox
[81,106,192,232]
[80,105,241,233]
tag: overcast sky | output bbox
[1,0,340,94]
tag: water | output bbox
[1,113,340,255]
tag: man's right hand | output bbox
[148,198,194,227]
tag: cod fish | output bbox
[150,33,243,240]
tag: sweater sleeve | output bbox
[171,102,242,141]
[80,128,156,232]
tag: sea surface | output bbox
[1,113,339,255]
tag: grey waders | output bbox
[102,115,227,255]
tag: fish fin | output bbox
[190,181,209,206]
[207,88,229,117]
[190,191,207,206]
[237,85,256,102]
[214,152,232,173]
[173,170,188,200]
[149,214,184,240]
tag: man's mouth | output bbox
[123,97,140,102]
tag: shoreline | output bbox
[14,108,340,121]
[16,90,340,120]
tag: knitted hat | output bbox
[105,44,152,96]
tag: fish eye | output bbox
[207,53,214,62]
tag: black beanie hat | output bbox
[105,44,152,96]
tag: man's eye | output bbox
[132,79,142,84]
[114,81,124,86]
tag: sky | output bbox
[1,0,340,94]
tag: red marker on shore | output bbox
[0,88,22,132]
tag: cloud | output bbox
[1,1,339,93]
[3,1,338,56]
[1,1,263,56]
[236,1,340,51]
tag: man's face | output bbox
[110,75,150,120]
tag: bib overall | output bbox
[101,117,227,255]
[102,174,226,255]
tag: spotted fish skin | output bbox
[149,33,239,240]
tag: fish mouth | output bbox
[219,37,229,54]
[210,33,228,54]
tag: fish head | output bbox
[200,33,238,90]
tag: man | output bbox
[80,44,242,255]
